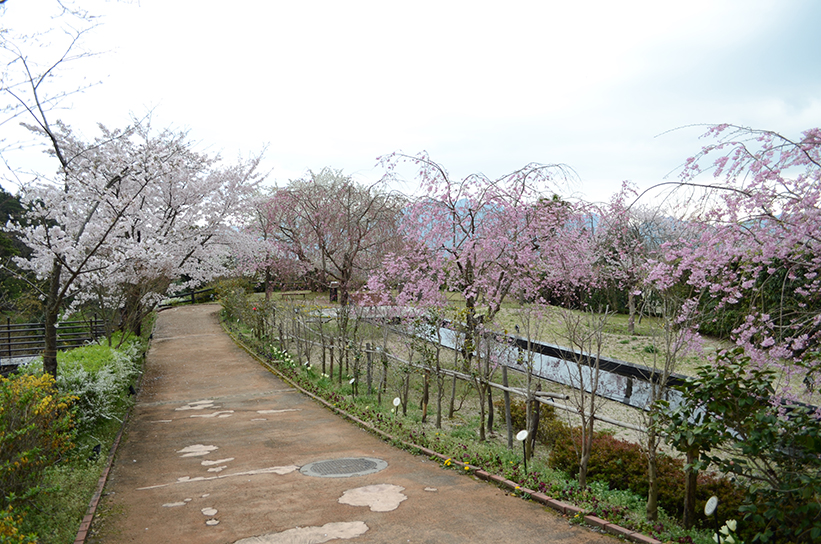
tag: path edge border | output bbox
[73,358,147,544]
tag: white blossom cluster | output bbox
[6,120,263,316]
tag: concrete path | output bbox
[91,304,616,544]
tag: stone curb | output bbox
[227,325,663,544]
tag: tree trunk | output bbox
[402,366,410,416]
[529,384,541,459]
[628,290,636,336]
[683,449,698,528]
[264,266,273,300]
[449,347,458,418]
[365,343,372,395]
[476,379,486,442]
[578,420,593,488]
[43,260,62,378]
[436,361,443,429]
[329,338,334,379]
[646,427,659,521]
[320,321,327,375]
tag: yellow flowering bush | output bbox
[0,506,36,543]
[0,374,76,508]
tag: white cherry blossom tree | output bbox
[7,119,263,376]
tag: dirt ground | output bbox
[89,304,621,544]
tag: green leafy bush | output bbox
[0,506,37,544]
[0,374,76,508]
[662,349,821,543]
[22,340,140,433]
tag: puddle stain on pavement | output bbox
[138,465,300,490]
[232,521,369,544]
[338,484,407,512]
[175,400,218,411]
[176,444,219,457]
[190,410,234,419]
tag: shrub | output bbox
[0,506,37,544]
[549,426,746,529]
[21,340,140,433]
[0,374,76,508]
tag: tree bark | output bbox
[646,427,659,521]
[43,259,62,378]
[683,449,698,528]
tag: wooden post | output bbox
[339,336,344,385]
[421,369,430,423]
[366,343,372,395]
[503,365,513,449]
[320,321,326,375]
[329,337,335,380]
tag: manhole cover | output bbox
[300,457,387,478]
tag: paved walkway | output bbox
[91,304,616,544]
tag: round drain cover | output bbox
[300,457,387,478]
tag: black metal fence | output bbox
[158,288,215,309]
[0,316,104,361]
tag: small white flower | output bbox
[726,520,737,532]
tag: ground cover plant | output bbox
[0,328,148,543]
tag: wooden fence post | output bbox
[329,337,334,380]
[503,365,513,449]
[366,343,372,395]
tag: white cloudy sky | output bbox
[1,0,820,202]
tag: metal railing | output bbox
[0,316,105,360]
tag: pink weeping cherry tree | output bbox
[367,151,579,441]
[649,125,821,536]
[649,124,821,404]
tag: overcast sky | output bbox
[2,0,820,202]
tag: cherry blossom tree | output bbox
[231,187,310,299]
[6,119,262,376]
[648,125,821,405]
[250,168,405,303]
[368,152,574,440]
[642,125,821,533]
